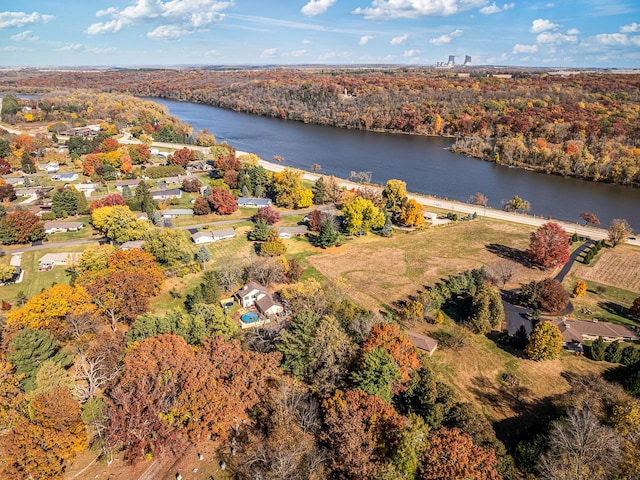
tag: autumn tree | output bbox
[89,193,125,212]
[485,260,517,288]
[470,192,488,207]
[322,389,405,480]
[0,264,16,283]
[631,297,640,320]
[0,387,87,479]
[260,229,286,256]
[253,205,281,225]
[342,196,385,235]
[503,195,530,213]
[273,167,313,209]
[525,320,563,360]
[527,222,570,269]
[418,427,501,480]
[0,210,45,245]
[580,211,600,226]
[181,176,202,193]
[573,280,588,297]
[208,186,238,214]
[0,182,16,201]
[193,196,211,215]
[608,218,632,247]
[142,228,193,267]
[519,278,570,313]
[383,179,407,211]
[168,147,196,167]
[397,198,425,227]
[91,205,148,243]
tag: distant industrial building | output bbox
[436,54,471,68]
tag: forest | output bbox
[1,67,639,186]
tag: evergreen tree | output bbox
[605,341,623,363]
[21,149,35,174]
[248,218,270,241]
[195,245,211,266]
[277,310,321,380]
[121,185,133,199]
[351,347,401,403]
[588,336,606,361]
[312,177,327,204]
[318,218,341,248]
[133,181,156,217]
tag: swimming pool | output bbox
[240,312,260,324]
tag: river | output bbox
[156,98,637,230]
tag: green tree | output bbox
[131,180,156,216]
[51,188,79,218]
[309,315,357,393]
[317,218,341,248]
[8,328,68,392]
[20,148,35,174]
[195,245,211,266]
[312,176,327,204]
[351,347,401,403]
[525,321,563,360]
[342,196,385,236]
[605,340,623,364]
[588,336,606,361]
[277,310,321,380]
[248,218,270,241]
[143,228,193,267]
[468,284,505,334]
[1,93,20,118]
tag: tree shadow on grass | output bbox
[598,300,631,319]
[486,243,530,267]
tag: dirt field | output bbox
[308,219,549,311]
[572,247,640,292]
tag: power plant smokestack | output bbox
[463,55,471,66]
[447,55,455,66]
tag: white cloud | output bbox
[359,35,374,45]
[390,34,408,45]
[2,45,30,52]
[481,2,514,14]
[10,30,39,41]
[620,22,640,33]
[60,44,84,51]
[530,18,559,33]
[566,28,580,35]
[429,29,463,45]
[592,33,631,46]
[0,11,54,29]
[536,31,577,44]
[87,0,232,39]
[302,39,312,44]
[512,43,538,53]
[59,43,115,54]
[403,49,420,56]
[261,48,278,58]
[289,49,308,57]
[204,49,217,56]
[301,0,337,16]
[353,0,486,19]
[147,25,190,39]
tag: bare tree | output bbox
[608,218,632,247]
[74,349,120,402]
[539,408,622,480]
[469,192,488,206]
[486,259,517,288]
[216,258,246,293]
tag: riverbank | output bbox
[241,151,633,245]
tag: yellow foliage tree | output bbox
[91,205,148,243]
[573,280,588,297]
[397,198,425,227]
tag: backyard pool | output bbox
[240,312,260,324]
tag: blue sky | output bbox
[1,1,639,68]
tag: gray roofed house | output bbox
[275,225,308,238]
[162,208,193,218]
[115,179,142,191]
[152,188,182,200]
[120,240,145,250]
[406,331,439,356]
[238,197,272,208]
[551,318,640,346]
[4,176,25,186]
[38,252,80,270]
[191,227,235,244]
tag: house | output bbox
[74,183,100,197]
[191,227,235,244]
[164,175,187,184]
[235,281,284,317]
[65,125,100,137]
[152,188,182,201]
[38,252,79,270]
[162,208,193,219]
[238,197,272,208]
[406,331,439,357]
[4,176,25,186]
[38,162,59,173]
[44,221,84,234]
[135,212,149,221]
[275,225,308,238]
[115,179,142,191]
[52,173,79,182]
[551,318,640,349]
[120,240,145,250]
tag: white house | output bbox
[120,240,145,250]
[38,252,79,270]
[191,227,235,244]
[162,208,193,218]
[238,197,272,208]
[43,221,84,234]
[275,225,308,238]
[115,179,142,191]
[235,281,284,317]
[152,188,182,201]
[52,173,79,182]
[74,183,100,197]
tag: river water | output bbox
[154,97,639,230]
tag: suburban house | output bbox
[551,318,640,349]
[135,212,149,221]
[235,281,284,317]
[275,225,308,238]
[39,252,80,270]
[406,331,439,357]
[52,173,79,182]
[4,176,25,186]
[151,188,182,201]
[65,125,100,137]
[162,208,193,219]
[38,162,59,173]
[237,197,272,208]
[163,175,189,185]
[120,240,145,250]
[74,183,100,197]
[191,227,235,244]
[44,221,84,234]
[115,179,142,191]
